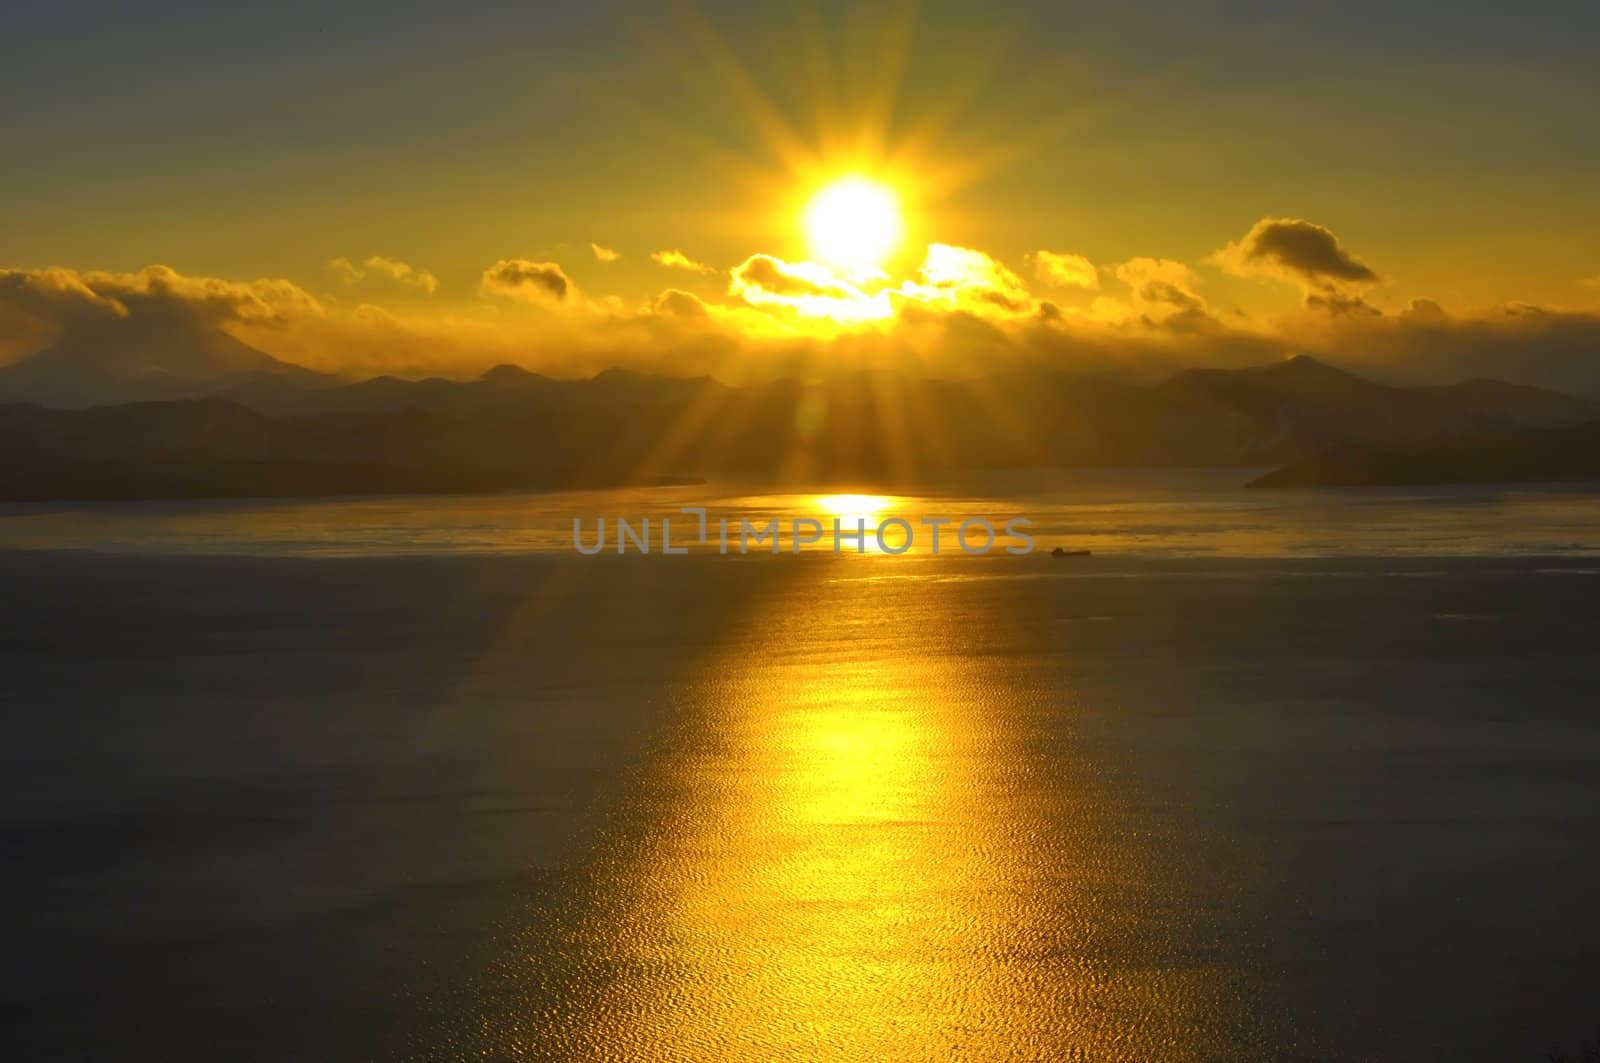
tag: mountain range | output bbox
[0,312,322,409]
[2,328,1599,500]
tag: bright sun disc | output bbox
[803,177,903,276]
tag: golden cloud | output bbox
[649,288,711,319]
[1110,258,1206,318]
[904,244,1038,318]
[328,255,438,294]
[728,254,890,323]
[650,249,715,274]
[1033,250,1099,290]
[8,242,1600,396]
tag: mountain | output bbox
[1159,355,1492,462]
[224,363,723,419]
[1416,378,1600,427]
[0,396,692,502]
[2,396,289,464]
[0,315,330,408]
[222,357,1531,472]
[5,356,1600,501]
[1249,419,1600,488]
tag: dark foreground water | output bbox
[3,551,1599,1060]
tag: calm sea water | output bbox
[3,476,1600,1060]
[2,470,1599,558]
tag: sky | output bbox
[3,0,1599,389]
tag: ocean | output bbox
[3,475,1600,1060]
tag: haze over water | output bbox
[4,477,1600,1060]
[4,472,1600,558]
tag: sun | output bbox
[803,176,903,278]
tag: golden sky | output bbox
[3,1,1599,390]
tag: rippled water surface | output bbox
[3,470,1600,557]
[498,572,1275,1060]
[4,486,1600,1059]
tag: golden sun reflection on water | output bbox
[812,492,891,528]
[520,563,1255,1060]
[811,493,896,554]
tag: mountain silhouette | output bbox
[1160,355,1497,459]
[0,313,328,408]
[1415,378,1600,428]
[2,355,1598,501]
[1250,419,1600,487]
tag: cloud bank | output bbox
[5,216,1600,394]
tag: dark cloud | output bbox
[1305,290,1381,317]
[1400,297,1450,324]
[480,258,571,302]
[1215,217,1378,290]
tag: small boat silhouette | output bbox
[1051,546,1091,558]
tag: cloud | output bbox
[1399,297,1450,324]
[327,255,438,294]
[480,259,572,303]
[649,288,710,319]
[0,264,330,378]
[1111,258,1206,317]
[1584,275,1600,292]
[0,268,127,360]
[731,255,859,301]
[728,254,888,323]
[903,244,1039,318]
[591,243,621,263]
[362,256,437,294]
[0,264,324,327]
[1033,250,1099,290]
[1213,218,1378,296]
[10,230,1600,397]
[0,266,126,323]
[1305,290,1380,317]
[327,257,363,286]
[1287,300,1600,395]
[651,249,715,274]
[729,248,1050,335]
